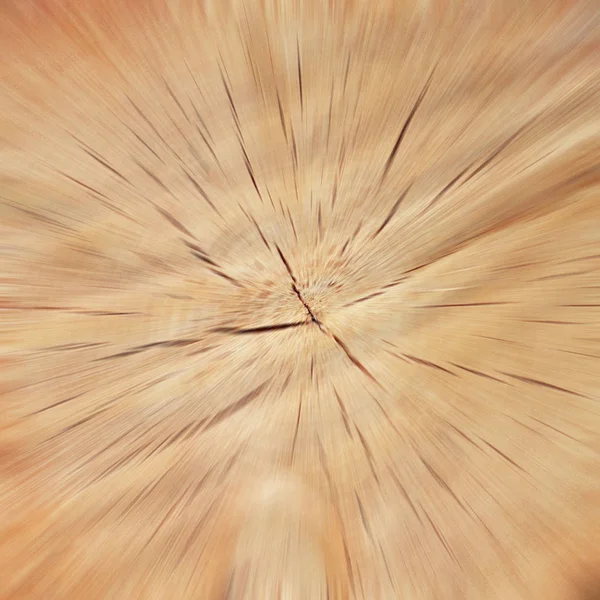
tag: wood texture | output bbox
[1,0,599,598]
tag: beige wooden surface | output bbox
[1,0,599,598]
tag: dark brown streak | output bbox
[533,270,592,281]
[95,442,149,482]
[163,423,196,451]
[220,60,264,204]
[561,349,600,359]
[4,200,65,230]
[424,163,471,213]
[276,90,288,141]
[95,348,146,361]
[208,268,244,288]
[355,426,380,484]
[561,253,600,265]
[344,291,385,307]
[366,393,400,438]
[196,122,222,171]
[187,345,216,357]
[290,395,303,463]
[340,238,350,256]
[126,124,164,163]
[514,148,556,176]
[477,436,526,473]
[240,24,262,96]
[127,96,187,166]
[184,246,219,269]
[238,135,264,204]
[389,469,421,521]
[153,203,198,240]
[290,126,299,170]
[326,84,334,151]
[499,371,588,398]
[447,422,482,449]
[179,493,222,573]
[204,381,268,431]
[318,202,323,239]
[250,215,270,249]
[59,172,109,200]
[50,406,111,440]
[163,77,190,122]
[523,319,583,324]
[381,66,436,181]
[295,286,320,325]
[190,250,219,268]
[331,177,338,210]
[28,393,84,416]
[42,342,105,352]
[82,148,130,183]
[342,535,357,596]
[403,354,455,376]
[373,185,412,238]
[462,123,528,185]
[337,142,346,180]
[332,335,379,383]
[84,412,167,475]
[182,239,214,260]
[219,67,241,128]
[449,363,507,384]
[120,470,171,519]
[317,435,334,491]
[0,304,77,312]
[421,457,466,510]
[297,38,303,114]
[287,207,299,241]
[419,302,511,308]
[209,326,240,334]
[265,188,277,211]
[422,510,459,564]
[397,198,557,280]
[333,386,353,438]
[169,115,200,167]
[382,277,408,289]
[184,60,215,143]
[182,418,209,443]
[475,334,520,346]
[561,304,600,307]
[281,370,293,393]
[233,322,306,335]
[184,171,222,216]
[343,54,351,92]
[355,492,372,538]
[138,339,199,349]
[136,160,168,191]
[530,417,579,442]
[275,244,298,285]
[379,542,395,590]
[463,498,503,549]
[73,310,142,316]
[95,338,199,361]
